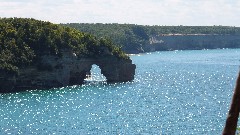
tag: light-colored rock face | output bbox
[0,50,136,93]
[145,34,240,51]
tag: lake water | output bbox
[0,49,240,135]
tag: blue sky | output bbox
[0,0,240,26]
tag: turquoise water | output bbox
[0,49,240,135]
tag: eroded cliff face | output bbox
[144,34,240,52]
[0,50,136,93]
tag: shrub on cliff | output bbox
[0,18,129,74]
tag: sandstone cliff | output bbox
[145,34,240,52]
[0,49,136,93]
[0,18,136,93]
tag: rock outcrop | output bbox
[0,18,136,93]
[145,34,240,51]
[0,50,136,93]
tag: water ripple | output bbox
[0,49,239,134]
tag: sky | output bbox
[0,0,240,26]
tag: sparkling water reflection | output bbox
[0,49,240,134]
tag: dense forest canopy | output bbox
[61,23,150,53]
[0,18,128,75]
[63,23,240,36]
[62,23,240,53]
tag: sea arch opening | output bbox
[84,64,107,82]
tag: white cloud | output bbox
[0,0,239,26]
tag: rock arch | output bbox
[86,64,106,81]
[0,50,136,93]
[69,57,136,85]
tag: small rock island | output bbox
[0,18,136,93]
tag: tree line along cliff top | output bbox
[62,23,240,36]
[1,18,239,75]
[0,18,129,75]
[61,23,240,53]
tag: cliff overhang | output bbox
[0,50,136,93]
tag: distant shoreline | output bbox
[62,23,240,54]
[126,47,238,56]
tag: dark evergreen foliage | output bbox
[0,18,128,74]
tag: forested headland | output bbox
[62,23,240,53]
[0,18,128,75]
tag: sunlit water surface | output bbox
[1,49,240,135]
